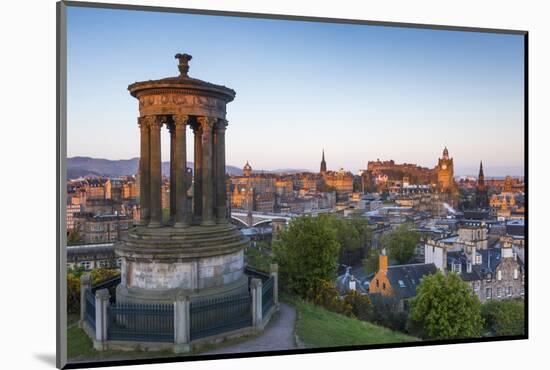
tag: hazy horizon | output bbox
[67,154,524,177]
[67,6,525,178]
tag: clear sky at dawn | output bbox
[66,6,525,176]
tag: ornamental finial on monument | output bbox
[175,53,193,77]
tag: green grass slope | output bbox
[285,295,417,348]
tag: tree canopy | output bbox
[380,224,419,264]
[273,215,340,298]
[409,272,484,340]
[481,299,525,336]
[362,248,380,274]
[330,216,371,252]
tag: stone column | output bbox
[192,123,203,220]
[148,115,163,228]
[138,117,151,225]
[251,278,263,330]
[173,115,189,228]
[79,273,92,327]
[93,288,110,351]
[169,123,176,224]
[173,292,191,353]
[214,120,228,223]
[198,116,216,226]
[270,263,279,307]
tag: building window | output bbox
[514,269,519,280]
[497,270,502,281]
[116,258,122,267]
[508,286,513,297]
[376,279,379,288]
[452,262,461,273]
[382,282,386,290]
[98,260,110,268]
[486,288,492,300]
[79,261,92,270]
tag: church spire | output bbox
[476,160,488,208]
[320,149,327,173]
[478,161,485,184]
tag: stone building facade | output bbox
[425,221,524,303]
[73,213,133,243]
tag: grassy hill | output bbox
[284,295,417,348]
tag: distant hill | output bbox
[67,156,243,179]
[270,168,311,174]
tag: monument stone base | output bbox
[114,223,250,304]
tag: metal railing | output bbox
[262,276,275,316]
[244,266,270,282]
[107,302,174,342]
[92,276,121,304]
[190,293,252,340]
[85,289,96,330]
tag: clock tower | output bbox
[437,146,454,192]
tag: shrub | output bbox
[369,294,408,332]
[306,279,353,316]
[481,299,525,336]
[343,290,373,321]
[66,268,120,313]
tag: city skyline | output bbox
[67,7,525,177]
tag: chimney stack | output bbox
[379,248,388,273]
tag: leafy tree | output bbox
[273,215,340,298]
[408,272,484,340]
[362,248,380,274]
[330,216,371,253]
[245,245,273,272]
[380,224,419,264]
[67,229,82,245]
[331,218,361,252]
[481,299,525,336]
[349,216,372,248]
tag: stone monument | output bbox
[115,53,249,303]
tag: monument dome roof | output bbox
[128,53,236,102]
